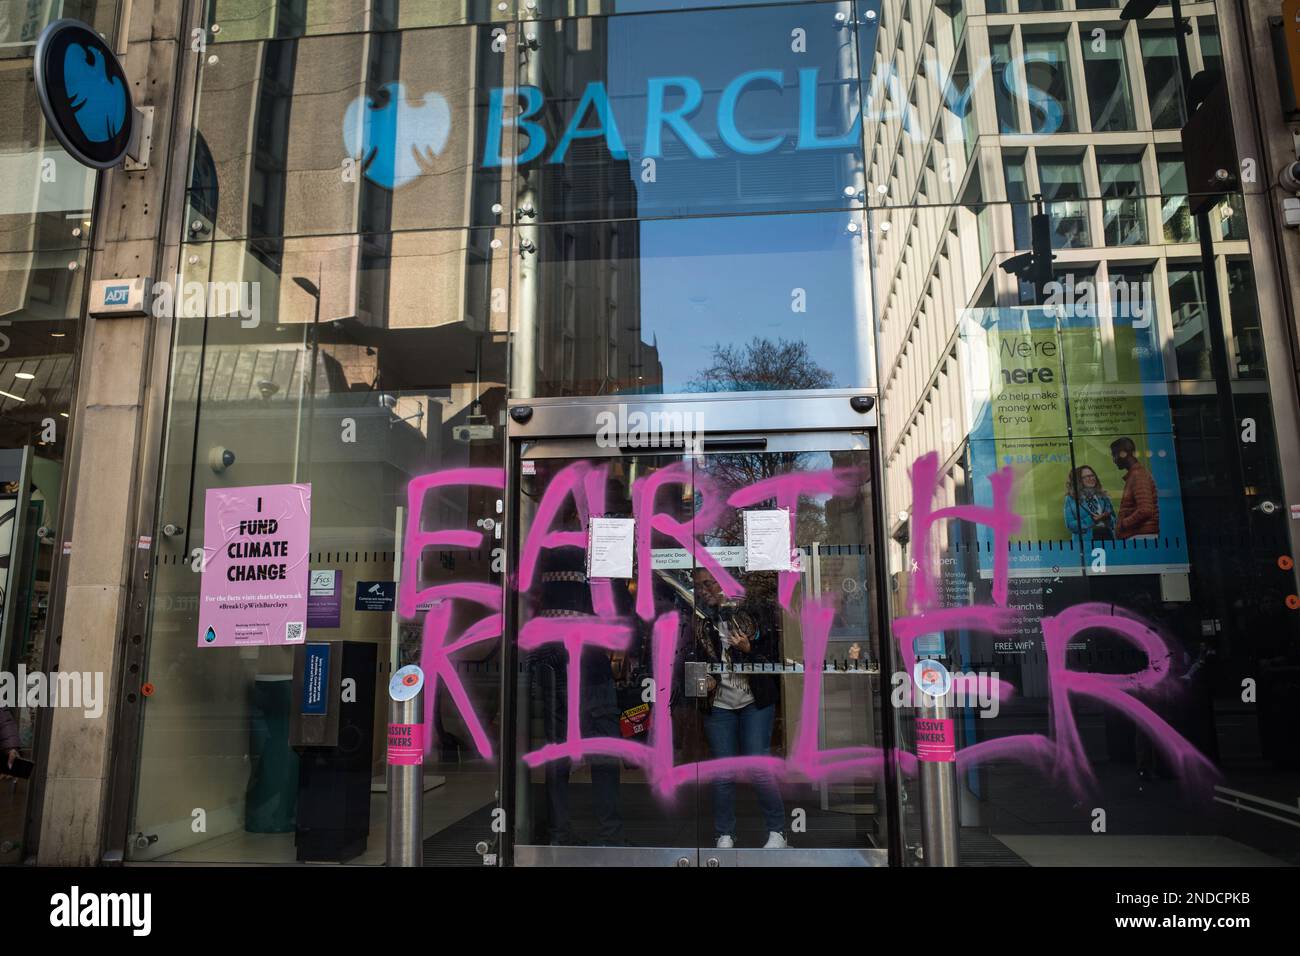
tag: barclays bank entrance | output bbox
[70,0,1300,868]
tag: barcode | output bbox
[286,622,304,643]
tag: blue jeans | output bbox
[702,703,785,839]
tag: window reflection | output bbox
[1037,154,1090,248]
[1140,29,1187,129]
[1082,24,1136,132]
[520,212,871,398]
[1021,35,1076,134]
[1099,152,1146,246]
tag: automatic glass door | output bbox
[503,394,892,866]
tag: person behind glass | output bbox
[528,507,628,847]
[692,571,786,849]
[1063,465,1116,544]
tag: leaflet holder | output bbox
[290,642,340,747]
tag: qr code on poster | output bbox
[286,622,305,643]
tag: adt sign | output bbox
[34,19,134,169]
[103,285,131,305]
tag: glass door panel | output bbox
[508,420,890,866]
[690,437,888,864]
[511,447,703,862]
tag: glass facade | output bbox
[108,0,1300,868]
[0,0,112,863]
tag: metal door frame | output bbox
[498,390,898,868]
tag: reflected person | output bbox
[529,518,628,847]
[692,573,786,849]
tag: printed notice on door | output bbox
[743,508,792,571]
[198,483,311,647]
[587,517,635,579]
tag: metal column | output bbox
[915,658,960,867]
[386,664,425,867]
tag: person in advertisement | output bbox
[1110,437,1160,539]
[1063,465,1117,544]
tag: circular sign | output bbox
[389,664,425,702]
[34,19,134,169]
[913,658,952,699]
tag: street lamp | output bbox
[291,273,321,484]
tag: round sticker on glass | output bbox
[389,664,425,702]
[34,19,134,169]
[913,659,952,699]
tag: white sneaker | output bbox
[716,835,735,849]
[763,832,787,849]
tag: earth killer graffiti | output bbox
[396,453,1216,797]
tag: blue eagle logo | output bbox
[63,41,128,142]
[343,83,451,190]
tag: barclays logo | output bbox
[341,68,861,188]
[63,41,128,143]
[343,82,451,190]
[35,20,134,169]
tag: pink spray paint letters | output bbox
[397,450,1216,798]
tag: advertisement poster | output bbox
[198,483,311,647]
[960,306,1189,577]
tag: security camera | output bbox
[257,380,280,400]
[378,393,398,411]
[208,446,236,473]
[1281,161,1300,195]
[453,412,495,444]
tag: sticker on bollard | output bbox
[913,658,952,698]
[389,663,424,701]
[915,717,956,762]
[387,723,425,765]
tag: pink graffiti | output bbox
[726,467,863,609]
[417,585,501,758]
[632,462,743,621]
[908,451,1020,611]
[396,451,1217,800]
[899,451,1217,797]
[398,467,505,618]
[517,460,617,617]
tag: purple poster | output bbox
[307,569,342,629]
[198,483,311,647]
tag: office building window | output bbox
[1141,29,1187,128]
[1038,155,1091,248]
[1003,152,1032,248]
[1099,153,1147,246]
[1021,34,1077,134]
[1169,266,1212,379]
[1082,27,1137,131]
[1159,154,1198,243]
[991,35,1020,134]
